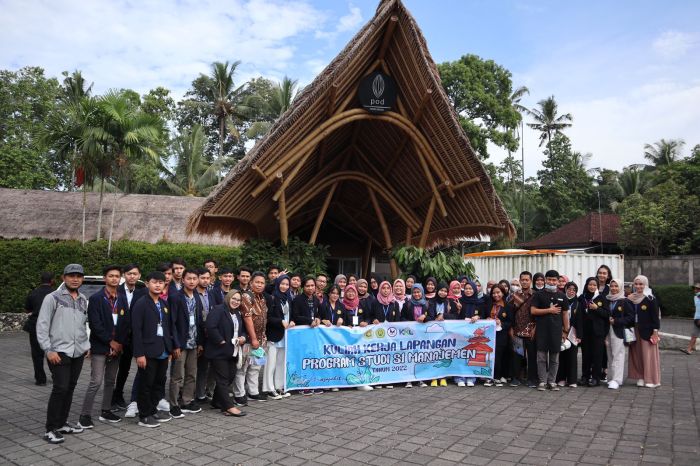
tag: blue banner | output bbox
[284,320,496,390]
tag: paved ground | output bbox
[0,331,698,466]
[658,317,695,337]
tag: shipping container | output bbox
[464,249,624,287]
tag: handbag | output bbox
[623,327,636,344]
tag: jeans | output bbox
[536,350,559,384]
[169,348,198,406]
[80,354,119,415]
[46,353,84,432]
[136,358,168,418]
[28,330,47,384]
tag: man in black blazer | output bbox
[78,265,129,429]
[194,268,221,402]
[112,263,147,410]
[131,271,176,428]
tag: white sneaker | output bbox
[608,381,619,390]
[405,382,413,388]
[418,381,428,387]
[645,383,660,388]
[375,385,382,389]
[356,385,373,391]
[330,388,339,392]
[499,377,507,384]
[457,381,466,387]
[636,379,645,387]
[157,399,170,411]
[466,381,475,387]
[268,390,283,400]
[125,401,138,418]
[385,385,393,389]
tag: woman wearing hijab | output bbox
[533,273,545,291]
[556,282,581,388]
[334,274,347,297]
[454,279,483,388]
[427,282,461,387]
[424,277,438,302]
[372,281,401,324]
[369,273,381,298]
[557,275,569,294]
[483,284,512,387]
[605,278,635,390]
[357,278,375,316]
[627,275,661,388]
[401,284,430,388]
[405,275,417,293]
[578,277,608,387]
[342,284,373,391]
[264,276,294,400]
[205,290,246,417]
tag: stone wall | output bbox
[625,255,700,286]
[0,313,29,332]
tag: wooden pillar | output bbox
[405,226,412,246]
[368,187,398,279]
[362,237,372,279]
[419,196,436,249]
[309,183,337,244]
[279,190,288,245]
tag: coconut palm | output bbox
[247,76,299,139]
[643,138,685,167]
[164,124,223,197]
[60,70,93,105]
[526,95,573,149]
[509,85,529,241]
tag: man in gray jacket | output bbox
[36,264,90,444]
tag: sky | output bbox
[1,0,699,177]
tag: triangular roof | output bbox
[188,0,514,249]
[519,213,620,249]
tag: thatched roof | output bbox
[0,188,239,246]
[188,0,514,249]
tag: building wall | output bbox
[625,256,700,286]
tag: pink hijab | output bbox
[377,281,395,305]
[342,284,359,309]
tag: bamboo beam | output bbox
[362,236,373,279]
[377,16,399,61]
[251,165,266,181]
[309,183,337,245]
[405,226,412,246]
[335,203,383,247]
[316,83,340,169]
[272,144,315,201]
[419,196,436,248]
[409,177,480,208]
[368,187,392,250]
[278,190,288,245]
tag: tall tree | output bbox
[164,124,222,197]
[643,138,685,167]
[526,96,573,151]
[438,54,522,159]
[247,76,299,139]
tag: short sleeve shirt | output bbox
[531,290,567,352]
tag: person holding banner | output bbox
[401,284,430,388]
[291,277,322,395]
[264,275,294,400]
[320,285,346,326]
[455,279,482,387]
[372,281,401,324]
[482,285,512,387]
[427,282,461,387]
[341,285,367,328]
[393,279,408,314]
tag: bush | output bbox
[0,237,328,313]
[391,245,475,283]
[654,285,695,318]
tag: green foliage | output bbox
[654,285,695,317]
[0,237,329,313]
[526,95,573,148]
[391,246,475,283]
[438,54,522,159]
[0,67,62,189]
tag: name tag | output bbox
[112,314,118,326]
[156,324,164,337]
[352,316,359,326]
[189,315,195,326]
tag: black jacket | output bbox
[427,299,462,321]
[131,296,174,358]
[116,283,147,346]
[205,303,247,360]
[579,294,609,338]
[24,284,54,330]
[266,294,287,343]
[87,288,130,355]
[171,291,205,350]
[607,298,635,340]
[631,295,660,340]
[371,300,401,323]
[401,301,429,322]
[319,299,347,325]
[291,293,320,325]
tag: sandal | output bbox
[223,408,246,417]
[680,348,692,355]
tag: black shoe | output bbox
[99,410,121,423]
[44,430,64,444]
[589,379,600,387]
[181,402,202,413]
[35,380,47,386]
[57,422,84,434]
[153,412,172,423]
[195,396,210,403]
[170,406,185,419]
[77,415,94,430]
[210,401,222,410]
[111,399,127,411]
[138,416,160,428]
[248,393,268,401]
[578,377,588,386]
[233,396,248,407]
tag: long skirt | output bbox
[628,327,661,385]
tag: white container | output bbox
[464,250,624,288]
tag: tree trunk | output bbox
[96,175,105,240]
[521,119,526,242]
[218,117,224,182]
[81,187,87,245]
[107,191,119,257]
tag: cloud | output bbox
[315,3,363,40]
[652,30,698,60]
[425,323,445,334]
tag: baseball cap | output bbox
[63,264,85,276]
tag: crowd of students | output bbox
[27,260,662,444]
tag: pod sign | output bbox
[358,71,397,114]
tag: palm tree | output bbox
[618,165,652,197]
[84,90,162,252]
[247,76,299,139]
[60,70,93,105]
[643,138,685,167]
[164,125,223,196]
[509,85,529,241]
[526,95,573,150]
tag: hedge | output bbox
[0,238,328,313]
[654,285,695,318]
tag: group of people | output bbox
[27,259,663,444]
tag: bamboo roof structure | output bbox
[188,0,515,256]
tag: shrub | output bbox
[391,245,475,283]
[654,285,695,318]
[0,237,328,312]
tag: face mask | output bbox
[566,291,576,299]
[510,285,521,293]
[544,284,558,292]
[535,284,544,290]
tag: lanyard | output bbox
[383,304,390,318]
[155,301,163,323]
[104,294,118,314]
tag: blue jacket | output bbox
[131,295,174,358]
[205,303,247,360]
[87,287,130,355]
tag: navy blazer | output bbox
[632,295,660,340]
[320,299,347,325]
[87,287,130,355]
[371,300,401,323]
[579,295,610,338]
[607,298,635,340]
[197,287,222,315]
[291,293,320,325]
[171,291,205,350]
[205,304,247,360]
[131,296,174,358]
[267,295,289,343]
